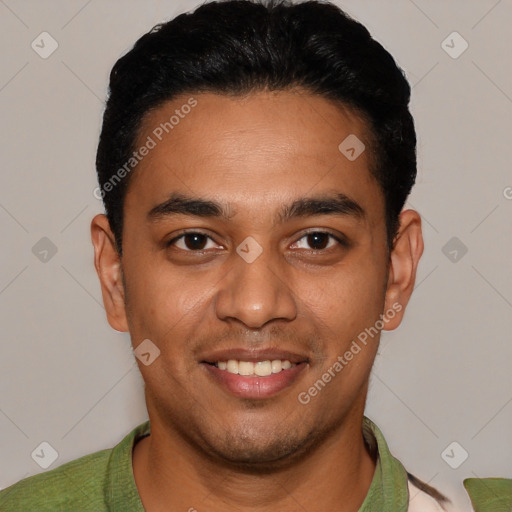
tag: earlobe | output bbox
[383,209,424,331]
[90,214,129,332]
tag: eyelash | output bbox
[166,230,349,252]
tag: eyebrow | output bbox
[147,192,366,224]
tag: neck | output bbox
[133,410,377,512]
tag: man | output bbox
[0,0,507,510]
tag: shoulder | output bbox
[0,448,112,511]
[463,477,512,512]
[0,420,150,512]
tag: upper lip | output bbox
[200,348,309,365]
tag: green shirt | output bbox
[0,416,506,511]
[463,477,512,512]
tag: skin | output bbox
[91,89,423,512]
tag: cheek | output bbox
[298,260,386,338]
[299,264,385,399]
[124,259,219,350]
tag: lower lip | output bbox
[201,363,307,399]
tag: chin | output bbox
[199,423,320,471]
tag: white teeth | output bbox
[226,360,238,374]
[238,361,254,376]
[255,361,272,376]
[271,360,282,373]
[216,359,296,376]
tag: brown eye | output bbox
[306,232,330,250]
[168,232,220,251]
[292,231,343,251]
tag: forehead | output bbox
[127,90,383,224]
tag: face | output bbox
[92,89,422,468]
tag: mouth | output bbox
[204,359,297,377]
[200,349,309,399]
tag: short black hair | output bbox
[96,0,416,255]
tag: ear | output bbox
[382,209,424,331]
[90,214,129,332]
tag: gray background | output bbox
[1,1,511,510]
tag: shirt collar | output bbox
[107,420,150,512]
[105,416,409,511]
[357,415,410,511]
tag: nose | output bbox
[214,244,297,329]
